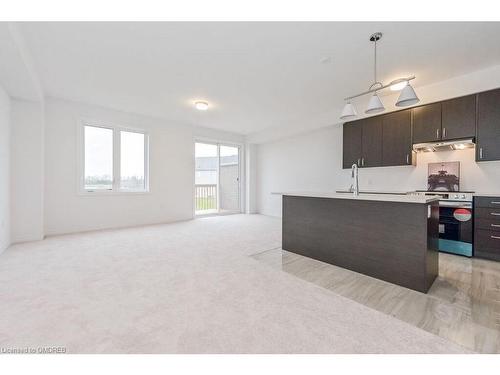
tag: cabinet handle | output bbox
[406,154,409,164]
[491,235,500,240]
[436,128,440,139]
[491,202,500,204]
[491,224,500,228]
[490,212,500,216]
[479,148,483,159]
[443,127,446,138]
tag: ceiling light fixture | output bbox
[365,93,385,114]
[340,32,420,120]
[194,101,209,111]
[395,84,420,107]
[340,101,357,119]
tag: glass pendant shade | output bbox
[395,83,420,107]
[365,93,385,114]
[340,102,357,120]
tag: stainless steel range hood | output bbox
[412,138,475,153]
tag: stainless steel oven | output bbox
[438,199,473,257]
[408,191,474,257]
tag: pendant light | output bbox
[339,32,420,120]
[365,93,385,114]
[340,101,357,120]
[395,83,420,107]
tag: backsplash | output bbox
[346,148,500,193]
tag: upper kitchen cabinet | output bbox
[342,117,382,169]
[412,102,442,143]
[477,88,500,162]
[342,120,363,169]
[381,109,413,167]
[361,117,383,167]
[441,95,476,140]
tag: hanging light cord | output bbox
[342,32,416,101]
[369,36,383,91]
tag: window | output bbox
[84,126,113,190]
[82,124,149,193]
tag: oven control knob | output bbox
[461,194,466,199]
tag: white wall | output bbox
[0,86,11,253]
[10,99,44,242]
[44,97,244,236]
[245,143,258,214]
[257,124,500,217]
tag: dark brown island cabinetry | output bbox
[282,195,439,293]
[474,196,500,261]
[477,89,500,162]
[381,109,414,167]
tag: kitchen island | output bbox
[279,192,440,293]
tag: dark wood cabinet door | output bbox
[361,116,383,167]
[342,121,362,169]
[412,103,442,143]
[382,110,413,166]
[477,89,500,162]
[441,95,476,140]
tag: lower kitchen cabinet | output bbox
[474,196,500,261]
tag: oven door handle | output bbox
[438,201,472,209]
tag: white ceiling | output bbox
[10,22,500,135]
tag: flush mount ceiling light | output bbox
[194,101,209,111]
[339,32,420,120]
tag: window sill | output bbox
[78,190,151,196]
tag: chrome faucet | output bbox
[350,163,359,196]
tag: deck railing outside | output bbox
[195,184,217,212]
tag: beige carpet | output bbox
[0,214,471,353]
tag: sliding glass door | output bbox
[195,142,240,216]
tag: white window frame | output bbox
[78,120,150,195]
[193,137,243,217]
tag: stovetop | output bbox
[408,190,474,202]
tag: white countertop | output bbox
[272,191,440,204]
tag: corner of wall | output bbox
[10,98,45,243]
[0,85,12,253]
